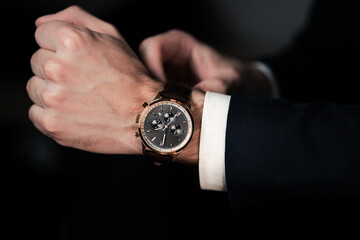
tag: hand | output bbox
[27,6,163,154]
[139,29,273,96]
[35,6,121,38]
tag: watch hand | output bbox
[162,111,180,131]
[160,128,167,146]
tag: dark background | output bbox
[1,0,314,239]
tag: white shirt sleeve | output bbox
[199,92,231,191]
[198,62,279,192]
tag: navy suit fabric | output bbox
[225,0,360,217]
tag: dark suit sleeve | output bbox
[225,95,360,214]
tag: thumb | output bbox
[35,5,121,38]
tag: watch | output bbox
[135,82,194,163]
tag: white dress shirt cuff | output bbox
[198,63,278,191]
[199,92,231,191]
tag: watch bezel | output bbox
[138,98,194,156]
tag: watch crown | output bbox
[135,114,140,123]
[135,132,140,138]
[142,102,148,108]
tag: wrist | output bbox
[132,81,204,165]
[176,89,204,165]
[128,77,164,155]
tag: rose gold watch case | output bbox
[136,94,194,161]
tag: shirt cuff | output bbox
[199,92,231,191]
[251,61,280,98]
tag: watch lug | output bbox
[172,152,179,162]
[142,102,148,108]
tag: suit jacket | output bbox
[225,0,360,228]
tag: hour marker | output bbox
[151,136,156,142]
[146,129,152,133]
[182,120,187,123]
[177,138,181,142]
[157,112,162,116]
[169,142,173,147]
[170,106,173,111]
[152,112,156,116]
[160,107,163,112]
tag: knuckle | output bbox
[42,111,60,135]
[41,88,62,107]
[66,5,83,14]
[167,29,184,36]
[167,29,193,41]
[139,38,151,51]
[57,26,87,50]
[43,58,65,81]
[139,37,158,53]
[105,23,120,37]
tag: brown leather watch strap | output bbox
[143,149,175,164]
[160,82,191,103]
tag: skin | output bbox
[27,6,269,165]
[28,6,162,155]
[139,29,273,97]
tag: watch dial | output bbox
[140,101,193,153]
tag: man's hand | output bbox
[27,6,163,154]
[35,5,121,38]
[139,30,272,96]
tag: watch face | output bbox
[139,100,193,153]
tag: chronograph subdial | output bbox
[170,124,182,136]
[151,118,164,130]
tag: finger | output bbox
[36,5,121,38]
[139,30,193,82]
[28,104,47,135]
[26,76,47,107]
[139,37,167,82]
[30,48,56,79]
[35,20,68,51]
